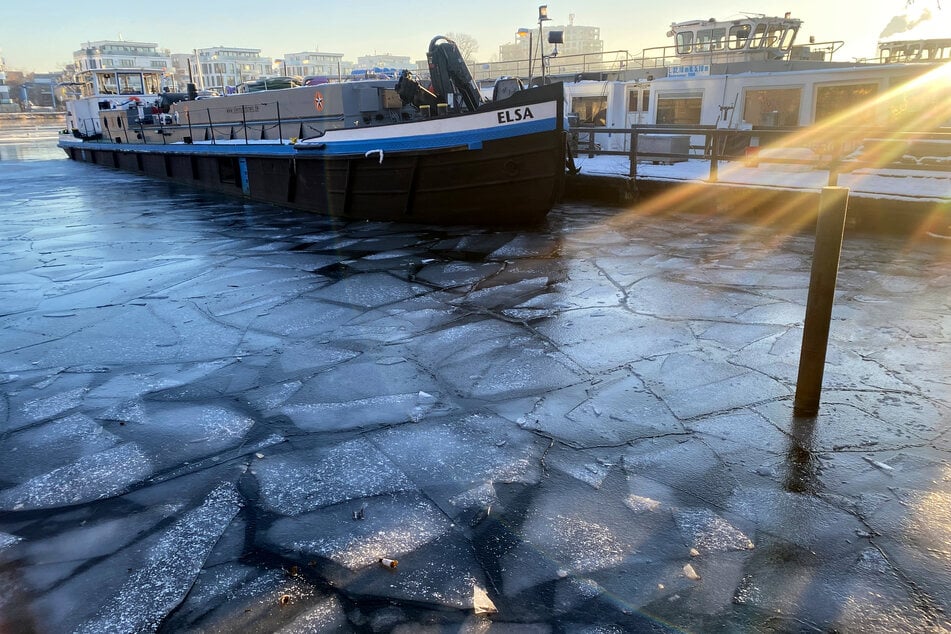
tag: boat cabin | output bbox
[878,37,951,63]
[65,68,167,137]
[669,14,802,64]
[77,68,165,97]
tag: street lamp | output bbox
[537,5,551,84]
[516,28,533,83]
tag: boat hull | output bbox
[61,131,565,225]
[58,84,567,226]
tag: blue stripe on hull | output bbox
[59,113,559,159]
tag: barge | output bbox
[58,37,568,226]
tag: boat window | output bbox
[627,88,651,112]
[144,74,160,94]
[814,83,878,124]
[100,72,118,94]
[696,30,713,52]
[118,73,145,95]
[743,87,802,126]
[572,95,608,126]
[675,31,694,55]
[779,26,798,50]
[765,23,784,48]
[728,24,751,50]
[749,23,769,48]
[656,93,702,124]
[711,28,727,50]
[628,90,639,112]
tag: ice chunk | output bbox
[673,508,755,553]
[683,563,701,580]
[275,342,360,374]
[413,321,580,400]
[308,271,428,308]
[472,585,497,615]
[414,261,504,289]
[455,277,552,310]
[276,594,349,632]
[255,437,415,515]
[164,562,347,632]
[84,362,235,406]
[277,391,437,432]
[373,414,543,494]
[521,374,683,446]
[16,504,187,592]
[536,307,694,373]
[110,403,255,466]
[0,531,21,553]
[266,492,450,570]
[18,387,88,426]
[0,443,152,511]
[0,413,119,482]
[74,483,242,633]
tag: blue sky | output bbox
[1,0,943,71]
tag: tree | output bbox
[445,33,480,66]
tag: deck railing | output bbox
[569,124,951,183]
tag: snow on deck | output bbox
[575,155,951,202]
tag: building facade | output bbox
[279,51,351,80]
[73,40,172,73]
[496,15,604,79]
[195,47,272,91]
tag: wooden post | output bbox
[628,125,638,178]
[709,129,719,183]
[793,186,850,417]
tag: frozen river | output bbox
[0,128,949,632]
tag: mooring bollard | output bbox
[793,186,850,417]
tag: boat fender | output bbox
[365,149,384,164]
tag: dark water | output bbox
[0,126,949,632]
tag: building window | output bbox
[656,93,702,124]
[814,83,878,124]
[743,87,801,126]
[572,95,608,126]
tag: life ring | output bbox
[314,91,324,112]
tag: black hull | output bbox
[62,130,567,226]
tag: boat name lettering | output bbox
[497,107,535,124]
[668,65,711,78]
[225,104,261,115]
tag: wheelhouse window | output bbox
[675,31,694,55]
[743,87,802,126]
[749,23,769,48]
[728,24,751,49]
[118,73,145,95]
[144,73,160,94]
[99,72,118,94]
[572,95,608,126]
[656,92,702,124]
[696,28,727,52]
[814,83,878,124]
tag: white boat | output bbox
[563,12,951,155]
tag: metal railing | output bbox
[569,124,951,184]
[72,96,354,146]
